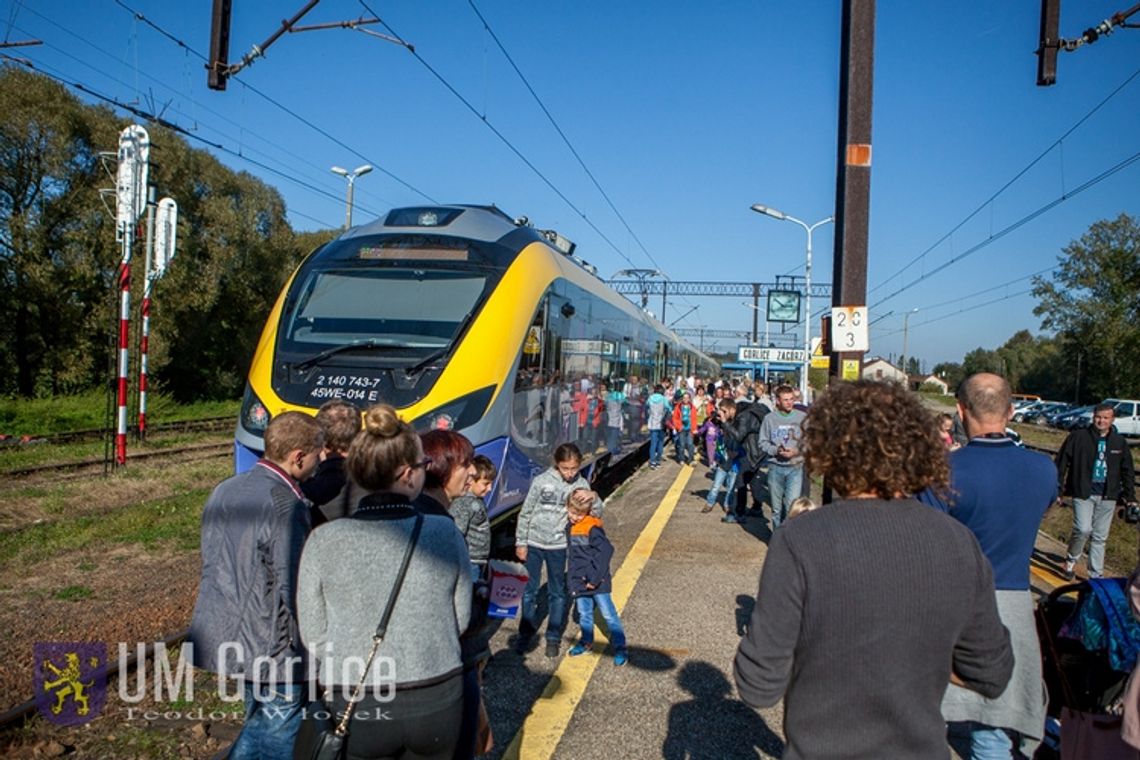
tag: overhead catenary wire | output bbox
[869,65,1140,296]
[356,0,643,272]
[2,55,358,221]
[870,146,1140,309]
[463,0,702,324]
[873,288,1036,338]
[104,0,437,205]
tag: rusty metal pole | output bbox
[829,0,875,384]
[824,0,875,504]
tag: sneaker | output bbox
[545,640,561,658]
[614,650,628,667]
[721,514,739,524]
[701,503,714,513]
[1062,560,1076,581]
[569,643,591,657]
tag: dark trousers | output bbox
[521,546,568,642]
[736,468,765,514]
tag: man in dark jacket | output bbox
[189,412,323,759]
[723,391,769,523]
[1056,402,1137,579]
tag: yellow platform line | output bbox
[501,465,693,760]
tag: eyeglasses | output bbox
[410,457,433,470]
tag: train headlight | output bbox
[241,385,271,435]
[409,385,495,434]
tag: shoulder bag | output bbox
[296,512,424,760]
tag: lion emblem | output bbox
[34,642,107,725]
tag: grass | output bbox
[0,391,238,437]
[1040,501,1140,576]
[53,584,94,601]
[0,431,231,472]
[0,489,207,572]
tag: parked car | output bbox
[1020,402,1070,425]
[1049,405,1092,430]
[1012,400,1058,422]
[1105,399,1140,437]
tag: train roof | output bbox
[340,204,536,246]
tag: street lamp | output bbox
[750,204,833,398]
[901,307,919,376]
[330,164,373,229]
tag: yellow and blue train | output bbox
[235,204,718,520]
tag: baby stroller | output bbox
[1035,579,1140,759]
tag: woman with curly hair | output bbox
[733,380,1014,760]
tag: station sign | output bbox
[737,346,806,363]
[562,339,616,356]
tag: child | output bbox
[515,443,604,657]
[937,413,961,451]
[788,496,818,520]
[449,454,496,581]
[566,488,628,666]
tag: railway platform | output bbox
[476,456,1077,760]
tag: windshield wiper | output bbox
[405,310,477,375]
[292,340,404,371]
[406,347,449,375]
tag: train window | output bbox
[282,269,487,351]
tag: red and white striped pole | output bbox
[115,242,132,464]
[113,125,149,466]
[138,188,156,440]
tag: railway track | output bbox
[2,441,232,480]
[0,416,234,449]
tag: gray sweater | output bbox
[758,408,807,465]
[297,497,471,689]
[515,468,603,550]
[734,498,1014,760]
[448,493,490,563]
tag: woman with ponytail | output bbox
[296,404,472,760]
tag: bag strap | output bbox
[334,512,424,737]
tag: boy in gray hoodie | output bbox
[759,385,807,528]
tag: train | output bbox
[234,204,718,523]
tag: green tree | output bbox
[0,67,327,402]
[1032,213,1140,399]
[0,66,120,396]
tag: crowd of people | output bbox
[186,370,1139,759]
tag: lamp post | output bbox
[901,307,919,376]
[750,204,833,399]
[330,164,372,229]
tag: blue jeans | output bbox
[1067,495,1115,578]
[675,431,693,462]
[230,681,306,760]
[521,546,568,643]
[649,429,665,464]
[768,465,803,528]
[954,721,1017,759]
[575,593,626,652]
[707,465,739,511]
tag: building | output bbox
[861,357,907,383]
[908,374,950,394]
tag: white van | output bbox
[1104,399,1140,437]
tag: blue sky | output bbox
[7,1,1138,370]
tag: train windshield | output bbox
[280,268,488,360]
